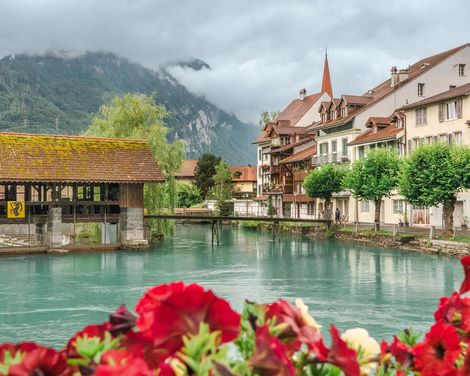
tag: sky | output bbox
[0,0,468,124]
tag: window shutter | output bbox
[438,103,444,122]
[456,98,462,119]
[423,108,427,124]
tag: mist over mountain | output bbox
[0,51,257,164]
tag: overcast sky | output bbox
[0,0,468,124]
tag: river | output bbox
[0,224,462,348]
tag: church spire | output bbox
[321,49,333,98]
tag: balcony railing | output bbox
[262,184,293,194]
[312,152,351,165]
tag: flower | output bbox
[9,347,71,376]
[295,298,321,331]
[435,292,470,334]
[413,322,461,376]
[65,323,113,361]
[341,328,380,375]
[0,343,38,375]
[460,256,470,295]
[109,304,137,336]
[389,336,414,370]
[135,282,240,355]
[249,325,295,376]
[94,349,152,376]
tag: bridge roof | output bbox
[0,132,165,183]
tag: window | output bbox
[459,64,466,76]
[418,83,425,96]
[332,140,337,162]
[425,136,433,145]
[341,138,348,157]
[446,100,457,120]
[440,98,463,121]
[321,114,327,122]
[415,108,427,125]
[341,108,347,117]
[360,200,370,213]
[358,146,365,159]
[258,149,262,160]
[412,138,419,149]
[393,199,405,214]
[450,85,456,90]
[440,133,447,143]
[447,134,453,145]
[454,132,463,145]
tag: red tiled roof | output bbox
[175,160,198,178]
[229,166,257,182]
[277,92,323,126]
[399,82,470,110]
[272,137,314,153]
[348,125,404,146]
[365,117,392,127]
[0,132,164,183]
[279,145,316,164]
[341,95,374,106]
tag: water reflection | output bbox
[0,224,462,348]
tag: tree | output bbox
[258,110,280,128]
[400,143,470,236]
[343,148,401,231]
[84,93,184,235]
[210,160,233,216]
[194,153,222,199]
[304,164,345,219]
[176,183,202,208]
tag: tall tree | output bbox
[258,110,280,128]
[400,143,470,236]
[343,148,401,231]
[210,160,233,216]
[304,164,345,219]
[194,153,222,199]
[84,93,184,234]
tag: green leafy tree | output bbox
[304,164,345,220]
[400,143,470,236]
[258,110,280,128]
[194,153,222,199]
[210,160,233,216]
[84,93,184,235]
[344,148,401,231]
[177,183,202,208]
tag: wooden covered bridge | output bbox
[0,132,164,249]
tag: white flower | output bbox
[295,298,321,330]
[341,328,380,375]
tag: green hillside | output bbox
[0,52,257,164]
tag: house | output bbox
[229,166,257,198]
[308,43,470,222]
[174,160,198,184]
[399,82,470,227]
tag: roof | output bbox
[321,54,333,98]
[341,95,374,106]
[271,137,314,153]
[310,43,470,131]
[175,160,198,178]
[269,124,307,137]
[365,117,391,127]
[399,82,470,110]
[276,92,323,126]
[348,125,404,146]
[0,132,164,183]
[279,145,316,164]
[229,166,257,182]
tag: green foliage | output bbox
[397,328,421,347]
[258,110,280,128]
[84,93,184,235]
[304,164,345,200]
[344,148,401,201]
[68,332,120,366]
[210,159,233,216]
[176,183,202,208]
[267,195,276,217]
[194,153,222,198]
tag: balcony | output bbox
[262,184,293,194]
[293,170,310,182]
[312,152,351,165]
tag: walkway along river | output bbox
[0,224,462,348]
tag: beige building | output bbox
[400,82,470,228]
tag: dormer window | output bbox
[418,83,425,97]
[459,64,466,76]
[373,125,377,133]
[330,111,336,120]
[321,114,327,122]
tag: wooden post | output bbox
[272,220,278,241]
[211,220,220,246]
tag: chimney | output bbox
[398,68,409,82]
[390,66,399,87]
[299,88,307,101]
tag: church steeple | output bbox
[321,49,333,98]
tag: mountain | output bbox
[0,51,257,164]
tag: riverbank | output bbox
[233,220,470,256]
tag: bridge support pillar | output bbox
[120,207,148,247]
[47,207,63,248]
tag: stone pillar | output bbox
[47,207,63,248]
[120,207,147,247]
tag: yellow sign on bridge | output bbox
[7,201,25,219]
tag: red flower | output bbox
[249,325,295,376]
[306,326,360,376]
[389,336,414,369]
[65,323,112,359]
[135,282,240,354]
[121,330,169,369]
[9,347,71,376]
[460,256,470,295]
[413,322,461,376]
[94,349,152,376]
[435,292,470,334]
[0,343,38,375]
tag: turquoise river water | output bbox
[0,224,463,348]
